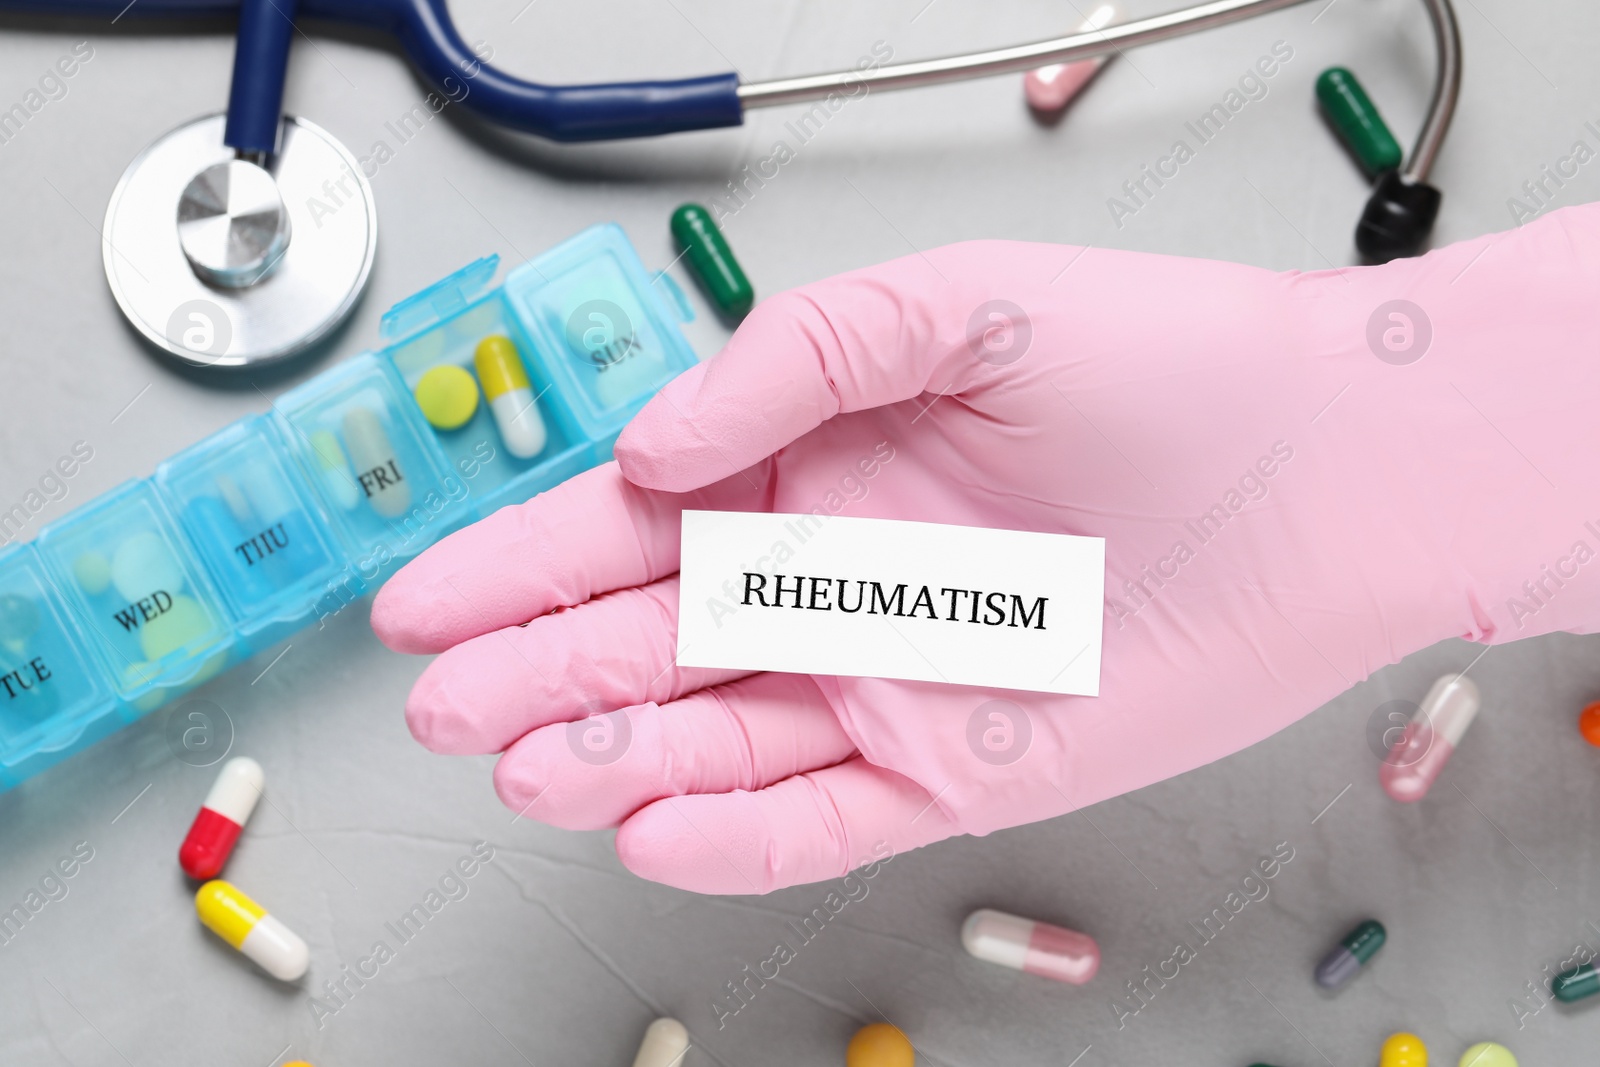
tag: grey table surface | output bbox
[2,0,1598,1064]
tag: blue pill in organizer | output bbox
[157,416,344,638]
[36,481,233,699]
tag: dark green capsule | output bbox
[1553,962,1600,1002]
[670,203,754,321]
[1314,919,1385,988]
[1343,918,1387,962]
[1315,67,1403,178]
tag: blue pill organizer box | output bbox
[0,224,699,791]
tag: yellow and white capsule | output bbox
[474,335,547,459]
[196,880,309,981]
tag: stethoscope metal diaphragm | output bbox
[102,113,376,370]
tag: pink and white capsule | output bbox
[961,908,1100,984]
[1380,674,1480,802]
[1024,5,1117,112]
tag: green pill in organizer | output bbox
[414,364,481,431]
[0,593,40,648]
[1316,67,1403,178]
[137,593,213,662]
[1552,961,1600,1001]
[670,203,754,320]
[72,551,112,596]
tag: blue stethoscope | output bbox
[36,0,1460,367]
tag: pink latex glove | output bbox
[373,203,1600,894]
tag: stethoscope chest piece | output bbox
[103,113,376,369]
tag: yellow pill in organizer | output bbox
[631,1017,689,1067]
[1380,1032,1427,1067]
[414,364,481,431]
[195,880,309,980]
[846,1022,914,1067]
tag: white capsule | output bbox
[241,914,311,981]
[341,406,411,518]
[632,1017,689,1067]
[208,757,264,824]
[491,391,547,458]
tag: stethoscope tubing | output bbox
[14,0,1458,178]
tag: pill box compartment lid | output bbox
[503,223,700,441]
[272,352,468,569]
[0,542,118,766]
[35,480,235,699]
[156,416,347,632]
[380,257,600,521]
[380,255,500,343]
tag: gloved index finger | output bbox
[615,241,1058,494]
[371,460,770,655]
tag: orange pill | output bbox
[1580,702,1600,747]
[847,1023,914,1067]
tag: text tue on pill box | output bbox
[676,511,1106,696]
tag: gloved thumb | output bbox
[616,242,1029,492]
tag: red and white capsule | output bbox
[961,908,1100,984]
[180,757,264,880]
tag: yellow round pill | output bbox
[414,364,480,431]
[1380,1032,1427,1067]
[1459,1043,1517,1067]
[847,1022,914,1067]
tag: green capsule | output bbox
[670,203,754,321]
[1314,918,1385,987]
[1552,962,1600,1002]
[1343,918,1387,962]
[1315,67,1403,178]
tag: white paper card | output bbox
[676,511,1105,695]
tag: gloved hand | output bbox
[372,203,1600,893]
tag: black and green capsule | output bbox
[670,203,754,321]
[1315,68,1403,179]
[1314,918,1386,989]
[1553,962,1600,1002]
